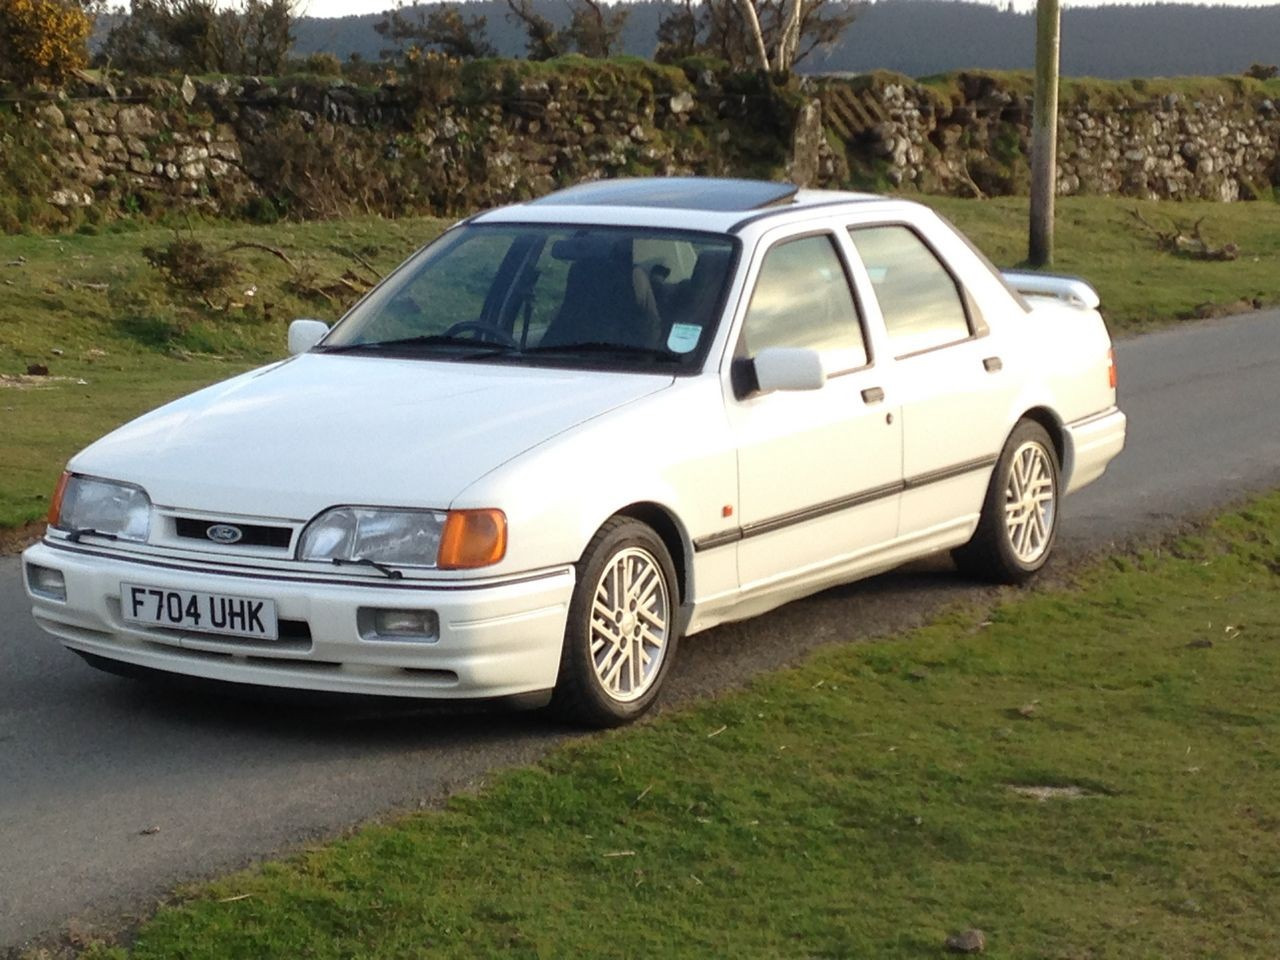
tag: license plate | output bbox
[121,583,279,641]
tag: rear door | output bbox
[844,222,1019,538]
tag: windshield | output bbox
[319,223,739,372]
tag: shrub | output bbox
[243,195,284,224]
[400,47,462,108]
[143,236,238,300]
[0,0,93,86]
[99,0,292,76]
[294,51,342,76]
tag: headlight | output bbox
[298,507,446,566]
[298,506,506,570]
[53,473,152,542]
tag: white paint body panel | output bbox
[24,188,1125,700]
[68,354,673,523]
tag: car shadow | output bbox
[660,556,998,708]
[91,667,558,751]
[88,555,997,745]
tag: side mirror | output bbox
[751,347,826,394]
[288,318,330,355]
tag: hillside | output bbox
[287,0,1280,78]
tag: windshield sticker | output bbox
[667,323,702,354]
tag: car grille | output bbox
[174,517,294,550]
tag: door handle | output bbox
[861,386,885,404]
[983,356,1003,373]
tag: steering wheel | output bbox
[441,321,518,348]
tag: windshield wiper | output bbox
[331,557,405,580]
[524,341,681,362]
[318,334,516,357]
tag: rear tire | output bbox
[952,420,1060,584]
[550,517,680,728]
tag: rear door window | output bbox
[847,225,971,357]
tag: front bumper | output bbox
[21,540,575,701]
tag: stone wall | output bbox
[816,72,1280,202]
[0,62,801,229]
[2,63,1279,230]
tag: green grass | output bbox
[82,492,1280,959]
[921,195,1280,331]
[4,196,1280,530]
[0,358,250,529]
[0,216,451,528]
[909,69,1280,108]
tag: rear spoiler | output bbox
[1002,271,1100,310]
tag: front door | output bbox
[725,231,903,593]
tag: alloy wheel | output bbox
[589,546,670,702]
[1003,440,1057,564]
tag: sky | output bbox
[296,0,1280,22]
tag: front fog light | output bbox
[27,563,66,601]
[361,608,440,642]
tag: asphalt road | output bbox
[1,310,1277,952]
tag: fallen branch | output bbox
[333,273,366,294]
[221,241,298,270]
[343,248,383,283]
[63,279,110,293]
[956,156,987,201]
[1127,208,1239,261]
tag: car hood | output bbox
[70,354,673,519]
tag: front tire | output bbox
[551,517,680,727]
[952,420,1061,584]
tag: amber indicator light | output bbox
[438,509,508,570]
[47,471,70,526]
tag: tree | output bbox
[654,0,699,63]
[657,0,857,73]
[99,0,295,75]
[0,0,94,85]
[375,3,496,61]
[732,0,769,70]
[504,0,563,60]
[562,0,628,58]
[503,0,630,60]
[239,0,292,73]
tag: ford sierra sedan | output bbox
[22,178,1126,725]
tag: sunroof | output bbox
[532,178,799,212]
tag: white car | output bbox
[22,178,1125,726]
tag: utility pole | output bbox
[1028,0,1060,267]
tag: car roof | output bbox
[529,178,800,212]
[470,177,887,234]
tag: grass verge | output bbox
[81,491,1280,959]
[4,196,1280,531]
[922,195,1280,331]
[0,216,449,529]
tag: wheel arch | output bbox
[612,501,692,607]
[1017,405,1072,486]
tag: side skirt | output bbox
[684,515,979,636]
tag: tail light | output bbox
[1106,348,1117,389]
